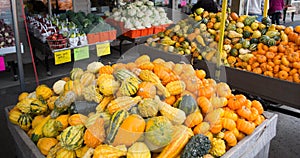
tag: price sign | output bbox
[96,42,111,57]
[74,46,89,61]
[0,56,5,71]
[54,49,71,65]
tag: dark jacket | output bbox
[191,0,219,13]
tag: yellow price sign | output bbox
[96,42,111,57]
[54,49,71,65]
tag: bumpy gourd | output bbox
[145,116,173,150]
[127,142,151,158]
[107,96,141,114]
[16,98,34,113]
[30,99,48,115]
[138,98,159,118]
[98,77,120,96]
[36,84,53,100]
[165,80,186,96]
[59,125,85,150]
[42,119,63,137]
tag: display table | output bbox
[5,105,278,158]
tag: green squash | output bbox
[262,17,272,27]
[243,30,251,38]
[113,69,141,83]
[244,16,257,26]
[120,77,140,96]
[18,113,32,131]
[249,43,258,51]
[267,38,276,46]
[145,116,173,150]
[30,99,48,115]
[273,35,281,41]
[202,18,209,24]
[242,40,251,49]
[176,95,198,115]
[259,35,270,45]
[106,110,129,144]
[138,98,159,118]
[42,119,63,138]
[261,28,268,35]
[230,48,239,57]
[250,38,259,44]
[60,125,85,150]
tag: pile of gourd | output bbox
[8,55,266,158]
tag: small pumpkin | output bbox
[68,114,88,126]
[193,122,210,135]
[184,110,203,128]
[18,92,29,101]
[37,137,58,155]
[99,65,114,75]
[53,80,66,95]
[227,94,247,110]
[251,100,264,115]
[221,118,236,131]
[236,118,256,135]
[197,96,213,114]
[215,82,232,98]
[236,106,252,120]
[113,114,146,147]
[223,131,237,147]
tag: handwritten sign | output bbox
[74,46,89,61]
[54,49,71,65]
[0,56,5,71]
[96,42,111,57]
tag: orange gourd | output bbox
[227,94,247,110]
[197,96,213,114]
[138,62,155,71]
[193,122,210,135]
[223,131,237,147]
[195,69,206,80]
[223,109,238,121]
[254,115,265,126]
[99,65,114,75]
[236,118,256,135]
[236,106,252,120]
[184,110,203,128]
[137,82,156,99]
[221,118,236,131]
[215,82,232,98]
[164,95,176,105]
[198,85,215,99]
[113,114,146,147]
[209,119,223,134]
[84,118,106,148]
[55,114,69,130]
[251,100,264,115]
[68,114,88,126]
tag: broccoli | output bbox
[181,134,211,158]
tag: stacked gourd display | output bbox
[8,55,266,157]
[148,8,300,83]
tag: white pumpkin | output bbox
[87,62,104,74]
[53,80,66,95]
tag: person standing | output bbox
[269,0,284,25]
[191,0,220,13]
[248,0,264,22]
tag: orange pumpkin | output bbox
[251,100,264,115]
[231,128,240,138]
[209,119,223,134]
[195,69,206,80]
[236,118,256,135]
[295,25,300,34]
[236,106,252,120]
[254,115,265,126]
[138,62,155,71]
[184,110,203,128]
[112,114,146,147]
[223,131,237,147]
[227,94,247,110]
[197,96,213,114]
[164,95,176,105]
[223,109,238,121]
[193,122,210,135]
[198,85,215,99]
[248,107,259,122]
[236,132,246,141]
[215,82,232,98]
[137,82,156,99]
[99,65,114,75]
[221,118,236,131]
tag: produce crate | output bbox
[193,60,300,109]
[5,105,278,158]
[87,33,100,44]
[46,38,68,50]
[99,30,117,42]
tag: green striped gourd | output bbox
[70,68,84,80]
[30,99,48,115]
[106,110,129,145]
[18,113,32,131]
[113,69,141,82]
[119,77,140,96]
[107,96,142,114]
[60,125,85,150]
[80,71,95,86]
[42,119,63,138]
[16,98,34,113]
[82,85,103,103]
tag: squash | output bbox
[87,61,104,74]
[127,142,151,158]
[84,117,106,148]
[52,80,66,95]
[236,118,256,135]
[8,108,22,125]
[243,30,251,38]
[55,114,69,130]
[252,100,264,114]
[70,68,84,80]
[223,109,238,121]
[98,77,120,96]
[221,118,236,131]
[113,69,140,82]
[119,77,140,96]
[193,122,210,135]
[204,108,224,125]
[166,80,186,96]
[107,96,141,114]
[223,131,237,147]
[237,106,252,120]
[56,148,76,158]
[16,98,34,113]
[159,100,186,125]
[30,99,48,115]
[138,98,159,118]
[18,113,32,131]
[80,72,96,86]
[184,110,203,128]
[93,144,127,158]
[18,92,29,101]
[75,145,90,158]
[259,35,270,45]
[60,125,85,150]
[82,85,103,103]
[215,82,232,98]
[96,96,114,112]
[145,116,173,151]
[137,82,156,99]
[209,137,226,157]
[106,110,129,144]
[227,94,247,110]
[36,84,53,100]
[42,119,63,137]
[262,17,271,27]
[157,125,194,158]
[47,96,58,111]
[175,94,198,115]
[68,114,88,126]
[64,80,74,92]
[37,137,58,155]
[197,96,213,114]
[113,114,146,146]
[47,142,63,158]
[99,65,114,75]
[51,91,76,118]
[31,115,51,143]
[268,38,276,46]
[181,134,211,158]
